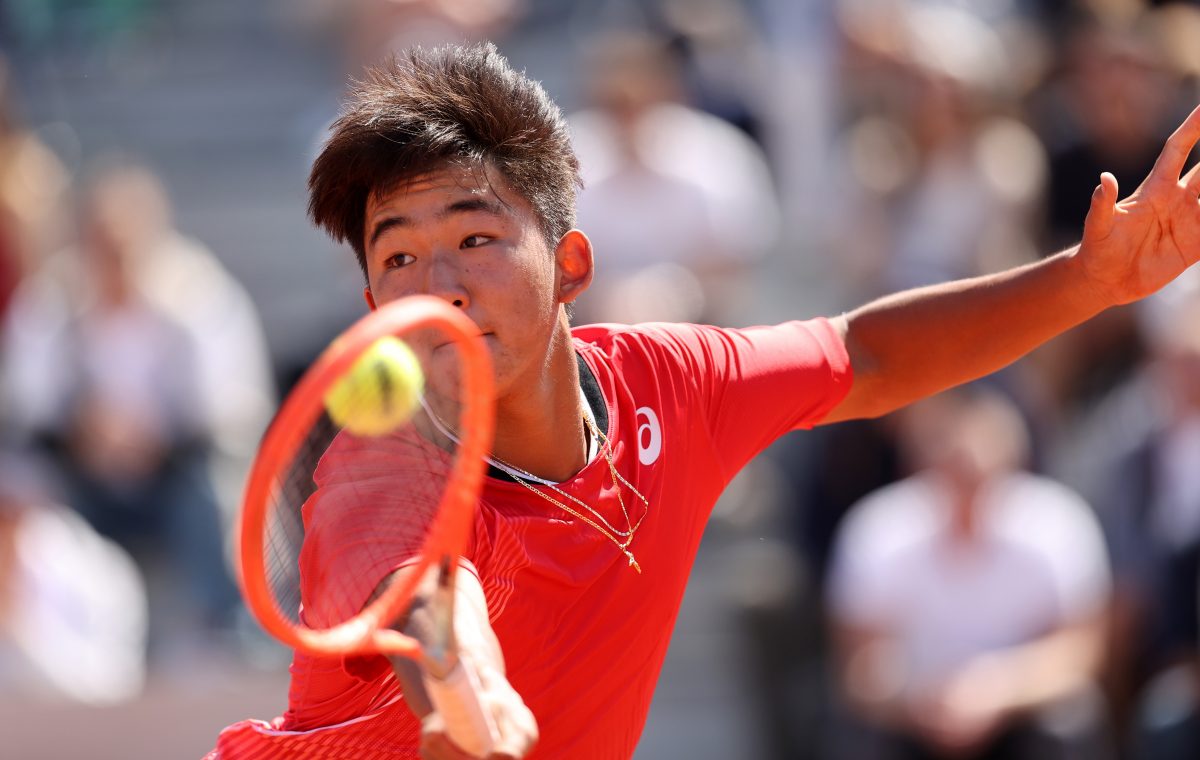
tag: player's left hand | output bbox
[1077,103,1200,305]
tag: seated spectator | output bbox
[0,55,69,323]
[829,2,1046,305]
[827,387,1111,760]
[1,162,270,664]
[569,31,778,326]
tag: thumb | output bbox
[1084,172,1119,241]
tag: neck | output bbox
[491,319,587,483]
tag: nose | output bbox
[426,248,470,310]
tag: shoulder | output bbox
[571,319,845,367]
[990,473,1099,534]
[989,473,1105,553]
[835,475,942,560]
[570,322,709,377]
[571,320,698,351]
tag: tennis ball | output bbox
[325,336,424,436]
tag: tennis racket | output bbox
[237,295,497,756]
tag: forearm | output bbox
[384,566,505,716]
[388,566,538,757]
[953,621,1104,715]
[827,248,1109,422]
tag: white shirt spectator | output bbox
[570,103,778,324]
[829,471,1110,693]
[572,103,778,264]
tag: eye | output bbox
[383,253,415,269]
[461,234,493,249]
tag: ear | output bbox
[363,286,378,311]
[554,229,594,305]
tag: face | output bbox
[362,164,590,402]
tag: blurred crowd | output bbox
[0,0,1198,759]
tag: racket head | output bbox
[237,295,494,660]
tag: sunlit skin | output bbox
[362,163,594,483]
[1076,107,1200,303]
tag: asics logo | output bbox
[635,406,662,465]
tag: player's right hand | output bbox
[419,658,538,759]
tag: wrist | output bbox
[1061,244,1119,315]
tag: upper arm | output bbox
[817,313,883,425]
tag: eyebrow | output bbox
[368,198,506,248]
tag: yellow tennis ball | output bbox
[325,336,424,436]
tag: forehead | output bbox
[365,163,531,226]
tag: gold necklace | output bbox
[489,414,648,572]
[422,399,650,573]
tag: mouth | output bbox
[433,331,493,351]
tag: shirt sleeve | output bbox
[631,319,852,481]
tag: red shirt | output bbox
[211,320,851,759]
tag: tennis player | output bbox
[211,43,1200,759]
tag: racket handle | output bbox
[423,656,498,757]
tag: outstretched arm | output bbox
[822,103,1200,424]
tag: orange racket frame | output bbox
[237,295,494,660]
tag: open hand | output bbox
[1079,103,1200,305]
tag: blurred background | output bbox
[0,0,1198,758]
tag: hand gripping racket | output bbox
[237,295,497,756]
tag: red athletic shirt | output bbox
[210,319,851,760]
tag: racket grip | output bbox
[423,656,498,757]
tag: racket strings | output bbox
[256,342,464,636]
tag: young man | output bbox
[212,43,1200,759]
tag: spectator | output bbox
[1,162,271,664]
[0,55,68,324]
[292,0,524,72]
[569,30,778,325]
[828,388,1111,760]
[0,452,146,703]
[829,2,1046,301]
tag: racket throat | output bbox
[423,556,459,678]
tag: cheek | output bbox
[366,273,404,305]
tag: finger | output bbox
[1185,156,1200,197]
[1084,172,1119,240]
[1100,170,1119,202]
[1152,102,1200,182]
